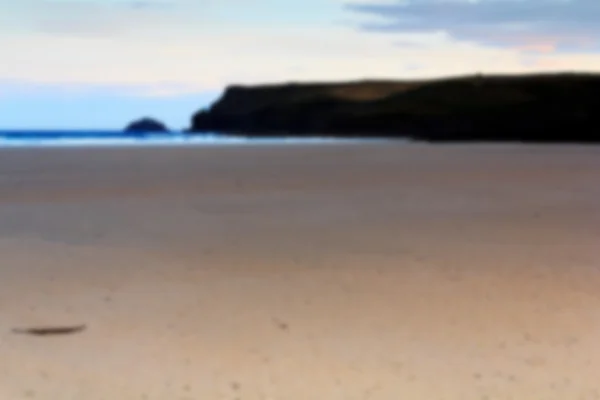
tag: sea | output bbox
[0,130,388,148]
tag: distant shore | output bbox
[188,72,600,142]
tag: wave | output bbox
[0,131,386,148]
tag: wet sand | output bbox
[0,143,599,400]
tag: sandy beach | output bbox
[0,142,599,400]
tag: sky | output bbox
[1,0,600,130]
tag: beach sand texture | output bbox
[0,143,599,400]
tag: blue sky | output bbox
[2,0,600,129]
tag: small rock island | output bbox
[125,117,169,133]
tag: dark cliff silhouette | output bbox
[125,117,169,133]
[189,73,600,142]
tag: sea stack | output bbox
[125,117,169,133]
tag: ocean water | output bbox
[0,131,387,147]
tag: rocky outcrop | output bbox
[125,117,169,133]
[189,73,600,142]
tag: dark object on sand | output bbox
[125,117,169,132]
[11,324,87,336]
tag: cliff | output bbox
[189,73,600,142]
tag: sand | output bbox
[0,142,599,400]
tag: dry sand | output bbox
[0,142,599,400]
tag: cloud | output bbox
[346,0,600,53]
[39,0,175,7]
[3,0,600,93]
[1,25,542,91]
[1,0,188,37]
[8,0,345,37]
[0,79,212,99]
